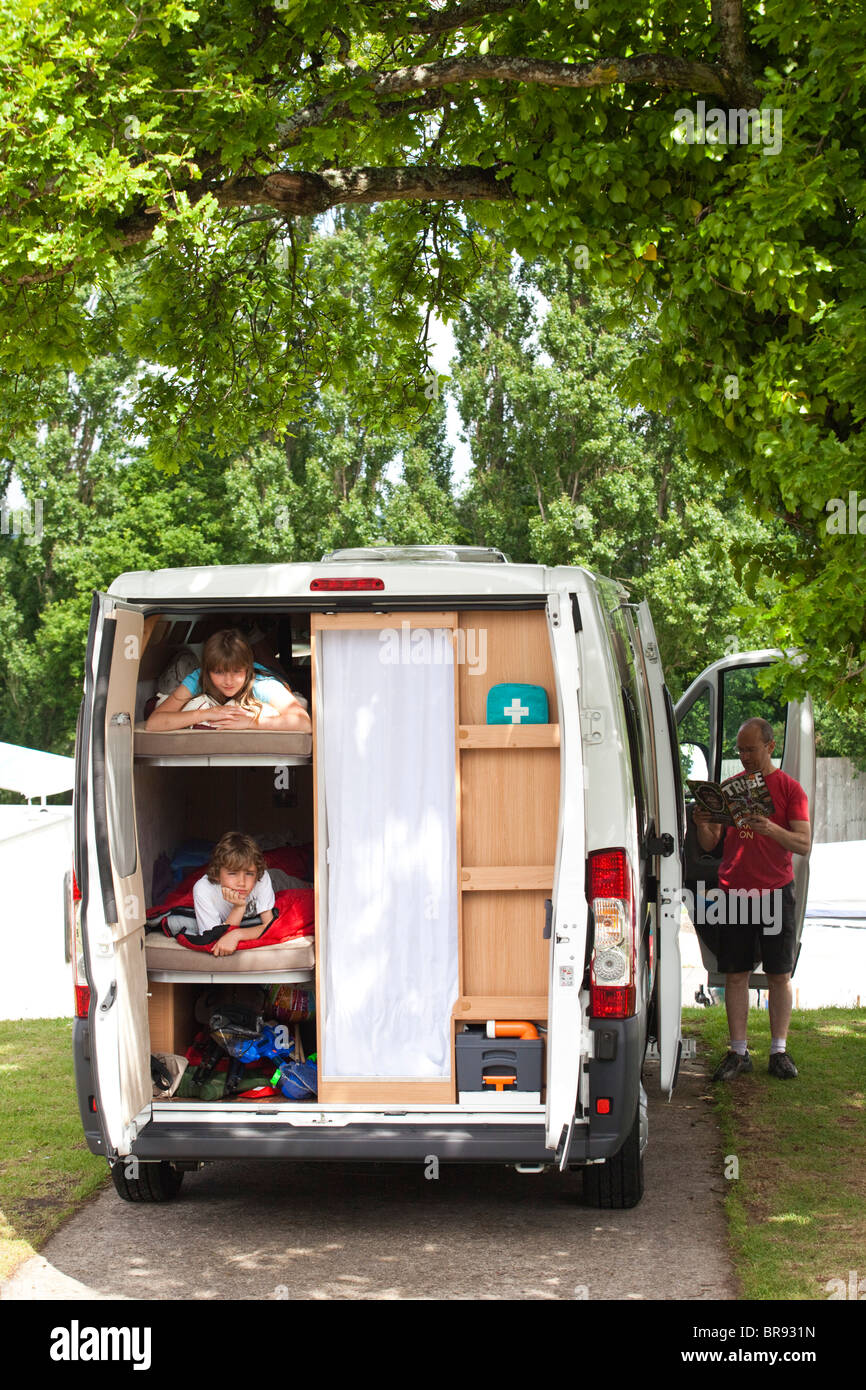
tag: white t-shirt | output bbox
[191,870,276,936]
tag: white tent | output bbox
[0,740,74,804]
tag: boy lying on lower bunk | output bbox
[146,831,314,954]
[192,831,277,956]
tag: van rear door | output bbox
[82,593,151,1156]
[544,591,589,1164]
[675,650,815,987]
[635,603,684,1097]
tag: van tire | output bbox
[582,1103,644,1209]
[109,1159,185,1203]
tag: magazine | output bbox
[688,770,775,828]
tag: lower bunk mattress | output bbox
[146,932,315,973]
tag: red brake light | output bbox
[588,848,636,1020]
[590,984,636,1018]
[589,849,631,902]
[75,984,91,1018]
[71,867,81,902]
[310,577,385,591]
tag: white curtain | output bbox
[321,629,458,1077]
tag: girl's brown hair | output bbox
[200,629,262,716]
[206,831,266,884]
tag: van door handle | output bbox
[99,981,117,1013]
[543,898,553,939]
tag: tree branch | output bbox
[711,0,757,104]
[217,164,510,217]
[278,51,731,145]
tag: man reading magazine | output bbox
[693,718,811,1083]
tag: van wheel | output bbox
[109,1159,185,1203]
[582,1103,645,1210]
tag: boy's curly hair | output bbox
[206,831,266,884]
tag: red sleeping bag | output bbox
[146,845,314,953]
[174,888,314,952]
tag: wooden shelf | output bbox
[458,724,560,748]
[453,996,549,1021]
[460,866,554,892]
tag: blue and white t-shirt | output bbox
[181,662,288,705]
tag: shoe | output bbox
[711,1049,753,1082]
[768,1051,798,1079]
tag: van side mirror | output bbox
[680,742,708,783]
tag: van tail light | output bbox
[588,848,636,1019]
[310,577,385,590]
[71,863,90,1018]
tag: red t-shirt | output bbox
[718,768,810,891]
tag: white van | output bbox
[71,546,813,1209]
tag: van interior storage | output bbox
[133,606,560,1109]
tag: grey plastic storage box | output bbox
[456,1028,543,1104]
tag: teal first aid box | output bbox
[486,683,549,725]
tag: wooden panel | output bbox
[453,995,549,1020]
[457,610,557,725]
[461,866,554,891]
[312,612,457,630]
[461,748,559,866]
[462,891,550,997]
[458,724,560,748]
[318,1080,454,1103]
[147,981,194,1055]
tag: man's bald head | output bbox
[738,717,775,745]
[736,717,776,774]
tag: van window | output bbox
[597,588,653,837]
[678,686,711,781]
[106,712,137,879]
[720,665,785,778]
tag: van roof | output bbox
[106,556,598,602]
[321,546,510,564]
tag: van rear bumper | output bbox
[131,1120,557,1164]
[128,1117,629,1165]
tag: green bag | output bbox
[486,683,548,725]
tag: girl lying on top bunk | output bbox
[144,627,311,734]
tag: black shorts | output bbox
[714,881,797,975]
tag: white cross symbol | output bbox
[504,698,529,723]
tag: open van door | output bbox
[544,590,588,1166]
[635,604,684,1098]
[675,650,815,988]
[81,592,152,1156]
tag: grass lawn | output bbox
[683,1004,866,1300]
[0,1018,108,1282]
